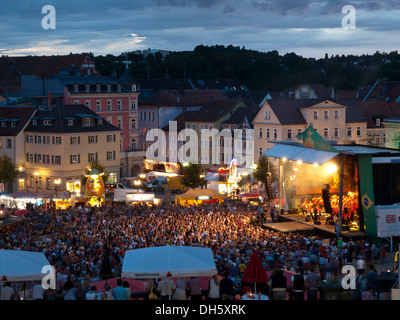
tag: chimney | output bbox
[47,91,53,108]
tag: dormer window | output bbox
[74,85,79,92]
[11,122,16,127]
[32,119,37,125]
[84,118,91,126]
[68,119,74,126]
[98,118,103,125]
[107,85,111,92]
[1,122,6,127]
[376,118,381,126]
[44,120,51,126]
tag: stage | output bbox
[262,213,368,239]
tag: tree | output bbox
[81,160,110,185]
[180,162,206,189]
[252,155,278,196]
[0,155,18,192]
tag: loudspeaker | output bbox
[322,188,332,214]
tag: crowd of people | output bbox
[0,201,394,300]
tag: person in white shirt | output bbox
[32,283,45,300]
[1,282,15,300]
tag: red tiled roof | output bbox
[358,101,400,128]
[0,54,95,92]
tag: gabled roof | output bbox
[222,105,254,125]
[0,106,35,136]
[357,101,400,128]
[182,99,242,123]
[24,104,120,134]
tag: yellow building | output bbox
[23,104,121,197]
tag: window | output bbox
[43,119,51,126]
[74,85,79,92]
[98,118,103,125]
[266,129,270,139]
[67,119,74,126]
[28,135,34,143]
[38,176,43,188]
[186,123,190,129]
[107,134,116,142]
[376,118,381,126]
[53,156,61,165]
[96,100,101,112]
[313,111,319,120]
[46,178,51,189]
[323,128,329,139]
[273,129,278,140]
[85,85,90,93]
[74,99,80,105]
[324,111,329,119]
[334,128,339,138]
[54,136,61,144]
[258,128,262,139]
[117,100,122,111]
[32,119,37,125]
[88,152,97,162]
[131,119,136,129]
[28,153,34,163]
[18,179,25,191]
[347,127,352,137]
[36,154,42,164]
[88,135,97,144]
[96,85,100,93]
[84,118,91,126]
[335,110,339,119]
[130,138,137,151]
[130,100,137,110]
[301,92,309,99]
[117,118,122,129]
[45,136,51,144]
[44,155,51,164]
[1,122,5,127]
[85,100,91,108]
[71,136,80,145]
[297,129,302,136]
[107,151,115,161]
[357,127,361,137]
[70,154,80,164]
[265,110,271,120]
[11,122,16,128]
[107,100,112,111]
[287,129,293,140]
[259,148,263,156]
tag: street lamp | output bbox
[34,171,39,195]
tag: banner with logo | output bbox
[296,124,338,152]
[358,154,378,238]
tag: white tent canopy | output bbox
[0,249,50,282]
[121,246,218,279]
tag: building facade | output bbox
[23,104,120,197]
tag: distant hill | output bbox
[94,45,400,91]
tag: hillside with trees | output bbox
[95,45,400,91]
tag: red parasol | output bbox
[14,209,31,216]
[241,251,268,293]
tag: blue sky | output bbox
[1,0,399,58]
